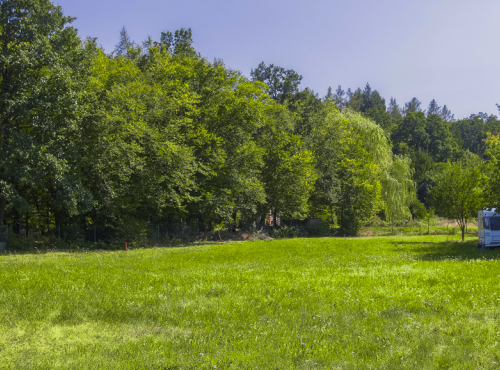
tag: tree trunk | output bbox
[0,196,6,225]
[461,226,465,242]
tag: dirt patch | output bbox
[239,233,253,241]
[360,228,374,237]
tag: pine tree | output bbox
[361,83,372,111]
[427,99,441,116]
[324,86,333,101]
[334,85,346,108]
[388,98,403,121]
[348,88,363,111]
[114,26,135,57]
[440,105,455,122]
[404,97,422,115]
[346,88,353,104]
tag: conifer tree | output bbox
[388,98,401,117]
[440,105,455,122]
[404,97,422,115]
[427,99,441,116]
[334,85,346,108]
[114,26,135,57]
[324,86,334,101]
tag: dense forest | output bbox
[1,0,500,244]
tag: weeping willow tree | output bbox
[310,106,413,235]
[342,109,414,223]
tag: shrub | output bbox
[273,225,303,238]
[409,199,428,220]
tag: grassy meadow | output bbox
[1,234,500,369]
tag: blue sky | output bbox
[54,0,500,119]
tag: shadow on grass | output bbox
[0,241,199,256]
[391,240,500,261]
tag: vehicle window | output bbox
[484,217,490,229]
[490,217,500,230]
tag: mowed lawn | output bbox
[1,235,500,369]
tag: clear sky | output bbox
[54,0,500,120]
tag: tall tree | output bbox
[361,83,372,111]
[348,88,363,112]
[114,26,135,57]
[430,162,486,241]
[392,112,429,151]
[451,115,491,157]
[0,0,89,225]
[292,88,326,137]
[324,86,334,101]
[440,105,454,122]
[342,109,413,224]
[388,98,401,118]
[250,62,302,105]
[485,133,500,208]
[173,28,195,55]
[364,90,391,130]
[310,106,413,235]
[427,99,441,116]
[425,113,458,162]
[388,97,403,130]
[334,85,346,108]
[404,97,422,115]
[346,88,353,104]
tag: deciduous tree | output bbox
[0,0,89,225]
[430,162,486,241]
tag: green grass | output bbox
[363,226,478,237]
[1,234,500,369]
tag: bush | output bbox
[363,215,387,227]
[308,222,332,237]
[7,233,38,250]
[338,209,361,236]
[409,199,428,220]
[273,225,304,238]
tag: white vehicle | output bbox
[478,209,500,249]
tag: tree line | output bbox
[0,0,497,243]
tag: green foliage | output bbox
[429,161,486,241]
[451,114,500,157]
[4,0,500,244]
[157,28,196,56]
[392,112,429,152]
[425,114,458,162]
[342,109,414,224]
[259,117,317,219]
[308,106,413,235]
[0,0,90,225]
[404,97,423,114]
[250,62,302,105]
[409,198,427,220]
[114,26,135,57]
[485,133,500,208]
[272,225,305,238]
